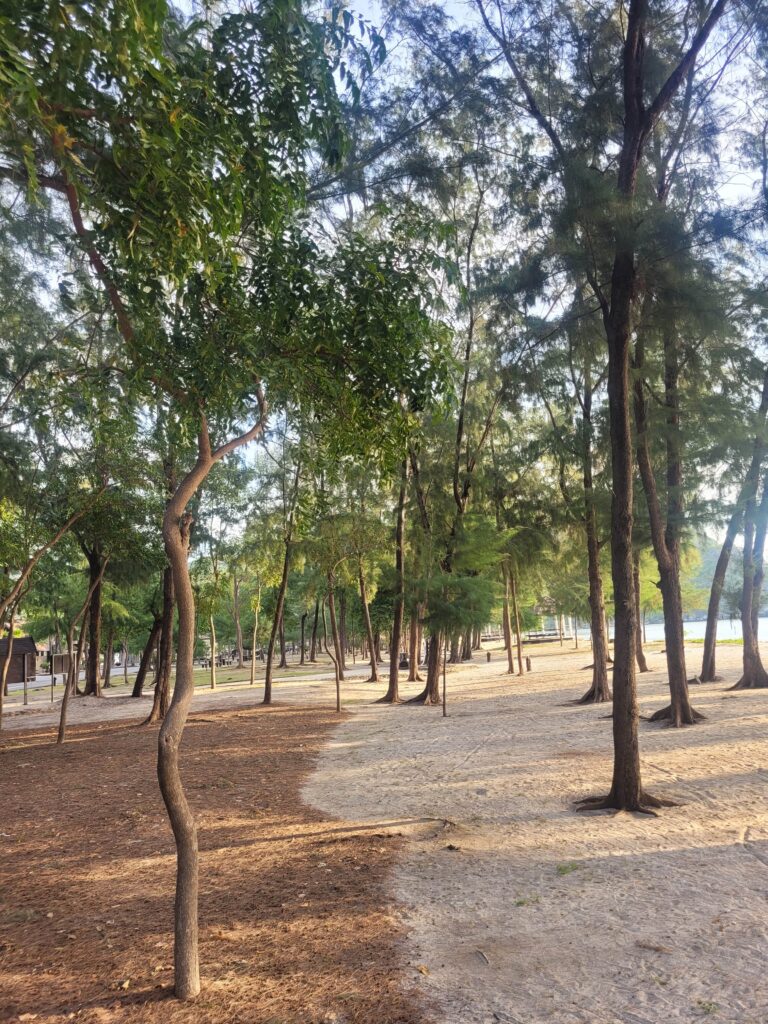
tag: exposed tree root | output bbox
[648,703,706,725]
[575,684,612,704]
[374,695,402,704]
[728,674,768,690]
[687,676,703,685]
[575,790,677,816]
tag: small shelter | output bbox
[0,635,38,685]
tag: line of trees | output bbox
[2,0,768,1002]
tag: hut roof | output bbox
[0,635,37,657]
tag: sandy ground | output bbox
[305,642,768,1024]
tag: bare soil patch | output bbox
[0,705,427,1024]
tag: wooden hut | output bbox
[0,635,38,685]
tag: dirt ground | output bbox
[0,705,427,1024]
[306,642,768,1024]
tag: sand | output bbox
[304,642,768,1024]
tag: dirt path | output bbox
[305,644,768,1024]
[0,706,427,1024]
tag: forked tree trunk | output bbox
[146,566,175,724]
[157,412,265,1001]
[133,617,162,698]
[633,553,650,674]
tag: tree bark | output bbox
[208,614,217,690]
[732,472,768,689]
[577,384,611,702]
[308,599,319,662]
[264,541,291,705]
[327,585,345,681]
[633,552,650,673]
[407,605,422,682]
[157,410,265,1001]
[702,368,768,680]
[232,574,244,669]
[83,545,104,696]
[379,460,406,702]
[635,327,701,725]
[146,566,175,724]
[102,628,115,688]
[502,567,515,674]
[510,572,525,677]
[322,598,341,713]
[132,617,162,698]
[359,562,378,682]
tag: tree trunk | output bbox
[208,615,217,690]
[232,574,244,669]
[502,567,515,674]
[0,607,15,732]
[732,472,768,689]
[146,566,175,725]
[132,617,162,698]
[379,459,406,703]
[83,547,103,696]
[359,563,378,682]
[278,610,288,669]
[407,605,422,682]
[300,611,307,665]
[338,591,347,670]
[327,585,345,681]
[633,552,650,674]
[321,598,341,713]
[102,629,115,688]
[510,572,525,677]
[635,328,701,725]
[701,368,768,681]
[309,599,319,662]
[264,540,291,705]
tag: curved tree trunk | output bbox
[321,598,341,713]
[132,616,162,698]
[327,585,345,682]
[157,411,265,1001]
